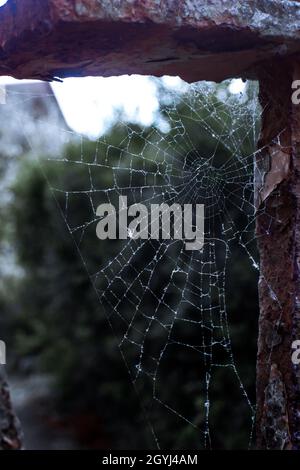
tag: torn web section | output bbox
[34,78,260,449]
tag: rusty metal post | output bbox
[256,59,300,449]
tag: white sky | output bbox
[0,74,246,138]
[51,75,186,137]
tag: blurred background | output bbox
[0,75,260,449]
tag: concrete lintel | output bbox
[1,0,300,82]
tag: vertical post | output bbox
[256,59,300,449]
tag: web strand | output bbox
[8,79,264,449]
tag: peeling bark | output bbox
[256,60,300,449]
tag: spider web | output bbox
[7,78,262,449]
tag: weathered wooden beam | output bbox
[1,0,300,82]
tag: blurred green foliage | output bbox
[2,83,259,449]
